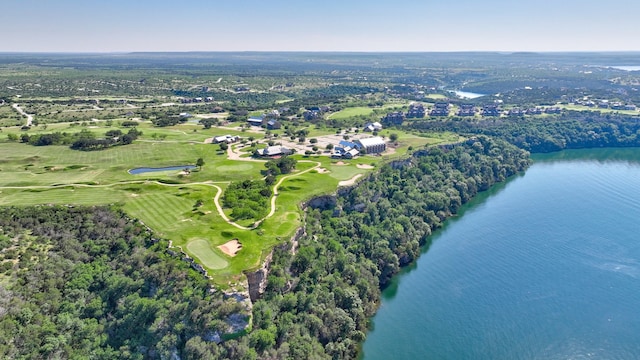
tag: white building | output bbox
[355,137,386,154]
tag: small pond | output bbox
[128,165,196,175]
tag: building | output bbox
[481,104,501,117]
[430,102,450,116]
[339,140,360,150]
[247,116,265,127]
[458,104,475,116]
[256,146,293,157]
[355,137,386,154]
[381,111,405,125]
[364,122,383,132]
[266,120,281,130]
[213,135,239,144]
[406,103,426,118]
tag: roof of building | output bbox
[356,137,386,148]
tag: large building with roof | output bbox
[355,137,386,154]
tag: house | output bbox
[458,104,475,116]
[179,112,192,118]
[211,106,224,113]
[355,137,386,154]
[332,144,360,159]
[266,120,281,130]
[381,111,405,125]
[430,102,450,117]
[544,107,562,114]
[256,146,293,157]
[267,109,280,118]
[247,116,266,127]
[526,107,543,115]
[364,122,383,132]
[343,148,360,159]
[213,135,239,144]
[625,104,637,111]
[406,103,426,118]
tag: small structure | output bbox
[364,122,383,132]
[544,107,562,114]
[256,146,293,157]
[355,137,386,154]
[213,135,239,144]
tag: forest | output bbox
[0,206,251,359]
[0,137,529,359]
[246,136,530,359]
[409,112,640,153]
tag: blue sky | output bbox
[2,0,639,52]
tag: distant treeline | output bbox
[249,136,530,359]
[12,128,141,151]
[409,112,640,153]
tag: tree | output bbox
[326,143,334,150]
[196,158,205,170]
[389,133,399,142]
[219,142,229,151]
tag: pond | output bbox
[128,165,196,175]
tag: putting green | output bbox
[186,238,229,269]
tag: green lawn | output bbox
[187,239,229,269]
[328,107,376,119]
[0,125,456,286]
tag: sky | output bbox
[2,0,640,52]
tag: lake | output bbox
[362,148,640,360]
[450,90,486,99]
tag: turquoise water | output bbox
[362,148,640,360]
[128,165,196,174]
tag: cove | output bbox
[362,148,640,359]
[128,165,196,175]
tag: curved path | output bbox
[209,160,321,230]
[12,104,34,126]
[0,160,321,231]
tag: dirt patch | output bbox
[130,193,139,197]
[356,164,374,169]
[204,137,215,144]
[334,161,348,166]
[338,174,363,187]
[218,239,243,257]
[316,167,330,174]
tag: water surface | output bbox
[362,148,640,360]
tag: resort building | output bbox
[212,135,239,144]
[355,137,386,154]
[256,146,293,157]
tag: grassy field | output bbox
[0,121,444,286]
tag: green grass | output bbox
[328,107,376,119]
[0,124,458,286]
[187,239,228,269]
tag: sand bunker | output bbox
[356,164,374,169]
[204,137,215,144]
[316,167,330,174]
[218,239,243,257]
[334,161,348,166]
[338,174,363,187]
